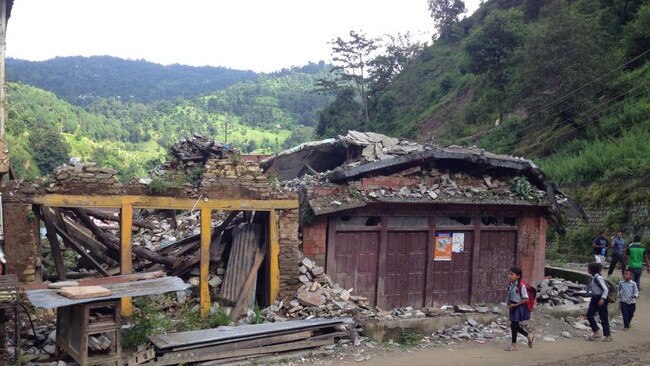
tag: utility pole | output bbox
[223,112,228,143]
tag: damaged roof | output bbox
[262,131,583,231]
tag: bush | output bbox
[123,297,172,348]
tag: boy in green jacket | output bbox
[626,235,650,289]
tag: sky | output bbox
[6,0,482,73]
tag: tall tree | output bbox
[29,122,71,174]
[316,88,363,138]
[368,32,426,94]
[428,0,467,38]
[464,9,525,123]
[327,30,378,128]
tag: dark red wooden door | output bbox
[331,231,379,305]
[473,230,517,304]
[379,231,427,309]
[427,231,474,306]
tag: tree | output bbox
[368,32,426,94]
[316,88,363,138]
[29,122,71,174]
[326,30,379,128]
[624,2,650,67]
[464,9,525,123]
[428,0,467,38]
[517,0,613,132]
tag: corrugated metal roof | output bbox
[24,276,190,309]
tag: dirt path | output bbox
[361,294,650,366]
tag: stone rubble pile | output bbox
[536,277,588,307]
[262,257,375,321]
[430,316,510,342]
[49,162,122,194]
[131,211,203,250]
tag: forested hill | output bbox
[316,0,649,193]
[6,56,258,105]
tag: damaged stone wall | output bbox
[201,158,295,201]
[278,209,301,298]
[2,203,40,283]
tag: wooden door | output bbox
[330,231,379,305]
[472,230,517,304]
[379,231,427,309]
[427,231,474,305]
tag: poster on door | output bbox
[434,232,452,261]
[452,233,465,253]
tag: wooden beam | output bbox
[84,208,158,229]
[32,195,298,211]
[200,207,212,318]
[41,207,67,280]
[269,209,280,304]
[51,223,110,277]
[121,204,133,317]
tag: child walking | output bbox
[586,262,612,341]
[505,267,534,351]
[619,269,639,330]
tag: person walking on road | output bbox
[586,262,612,342]
[593,231,608,265]
[504,267,534,351]
[619,269,639,330]
[626,235,650,289]
[608,231,627,277]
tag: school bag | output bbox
[595,275,618,303]
[518,280,537,312]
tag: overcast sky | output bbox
[6,0,482,73]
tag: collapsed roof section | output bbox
[261,131,583,232]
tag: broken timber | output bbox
[31,194,297,318]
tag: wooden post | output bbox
[120,204,133,317]
[200,207,212,318]
[470,216,481,304]
[42,207,67,280]
[269,209,280,304]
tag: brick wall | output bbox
[518,216,547,286]
[302,216,327,267]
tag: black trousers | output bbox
[587,297,610,337]
[608,252,626,276]
[510,321,528,343]
[621,302,636,328]
[630,268,643,289]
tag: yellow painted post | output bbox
[200,207,212,318]
[269,209,280,304]
[120,203,133,317]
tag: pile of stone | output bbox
[262,257,375,322]
[131,211,203,250]
[430,316,510,342]
[536,278,588,307]
[168,134,237,167]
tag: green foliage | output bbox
[252,304,265,325]
[148,177,169,196]
[428,0,467,39]
[510,177,533,199]
[603,206,628,232]
[316,88,363,138]
[300,206,317,226]
[29,122,71,174]
[398,329,423,347]
[624,2,650,66]
[123,297,173,348]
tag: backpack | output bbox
[595,275,618,303]
[518,280,537,312]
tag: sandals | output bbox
[504,346,518,351]
[528,334,534,348]
[586,334,602,341]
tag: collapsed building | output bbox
[0,132,582,312]
[262,131,581,308]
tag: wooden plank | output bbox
[200,207,212,318]
[159,331,312,364]
[63,216,118,263]
[41,207,67,280]
[469,216,481,304]
[51,222,111,277]
[150,318,348,350]
[269,209,280,304]
[153,338,333,365]
[58,286,111,299]
[22,271,166,291]
[32,195,299,211]
[121,204,134,317]
[424,215,435,307]
[229,239,269,321]
[84,208,158,229]
[128,348,155,365]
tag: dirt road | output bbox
[363,294,650,366]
